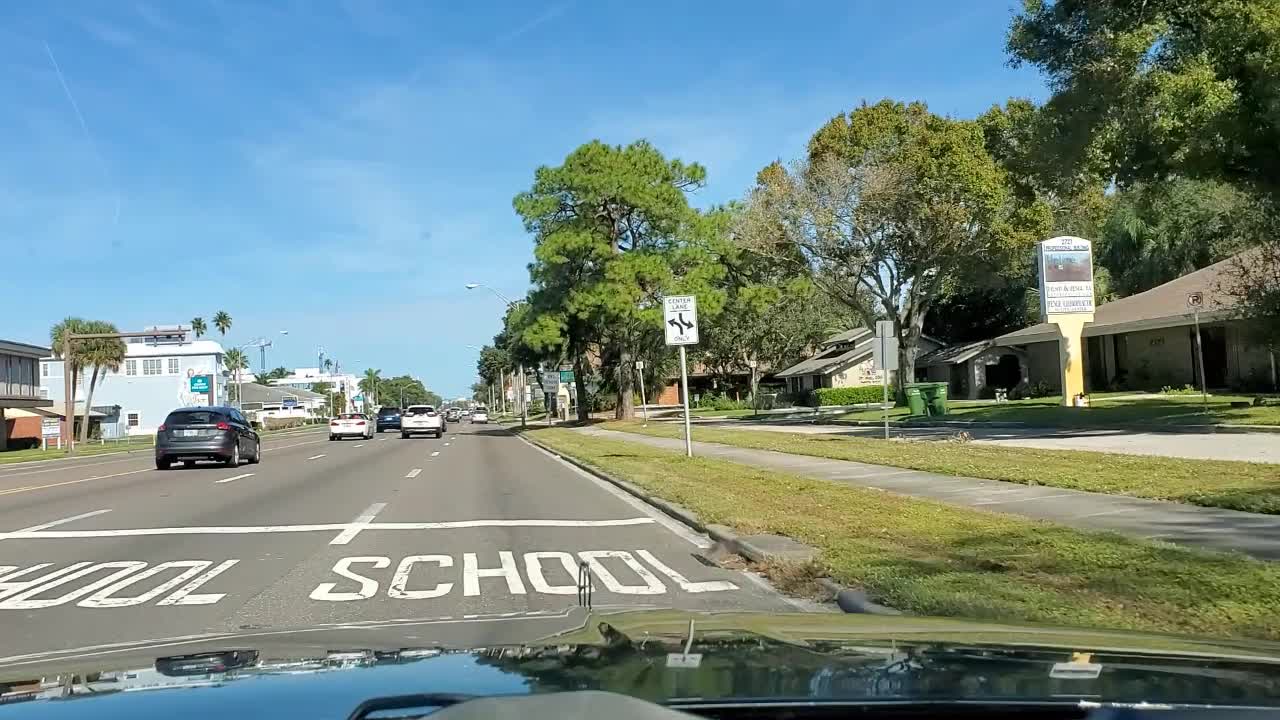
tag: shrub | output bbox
[813,386,885,406]
[1160,384,1199,395]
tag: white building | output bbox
[41,327,228,437]
[269,368,360,413]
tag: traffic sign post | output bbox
[635,359,648,426]
[1188,292,1208,413]
[663,296,699,457]
[873,321,899,441]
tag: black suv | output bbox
[376,407,401,432]
[155,406,260,470]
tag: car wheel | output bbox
[401,432,409,439]
[376,427,383,433]
[183,460,196,468]
[224,444,240,468]
[329,434,336,441]
[249,440,261,464]
[156,457,171,470]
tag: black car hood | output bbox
[3,610,1279,716]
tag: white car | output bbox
[471,409,489,424]
[401,405,444,438]
[329,413,373,441]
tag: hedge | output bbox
[813,386,886,406]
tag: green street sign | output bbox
[559,370,575,382]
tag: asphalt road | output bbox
[0,423,795,663]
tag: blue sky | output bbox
[1,1,1047,398]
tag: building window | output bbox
[168,357,179,375]
[125,359,137,376]
[143,359,163,376]
[39,387,49,399]
[41,363,49,377]
[127,413,140,428]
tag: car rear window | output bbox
[405,406,435,415]
[339,414,365,420]
[378,408,399,416]
[166,411,223,425]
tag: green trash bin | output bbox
[904,385,927,416]
[927,383,949,416]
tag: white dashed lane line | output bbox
[14,509,112,533]
[353,443,365,448]
[430,451,440,458]
[215,473,255,485]
[306,454,326,461]
[405,468,422,478]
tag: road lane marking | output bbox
[0,468,152,498]
[0,456,141,479]
[215,473,255,484]
[306,454,326,461]
[0,517,657,541]
[14,509,112,533]
[261,438,327,453]
[353,443,365,448]
[430,451,440,457]
[443,442,451,447]
[329,502,387,545]
[405,468,422,478]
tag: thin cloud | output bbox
[43,40,122,225]
[494,2,571,46]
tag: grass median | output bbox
[602,421,1280,515]
[525,427,1280,641]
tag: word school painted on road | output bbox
[0,550,737,610]
[311,550,737,601]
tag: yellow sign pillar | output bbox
[1050,313,1094,406]
[1037,236,1097,407]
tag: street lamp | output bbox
[466,283,526,427]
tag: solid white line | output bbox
[515,434,711,549]
[0,517,656,541]
[0,468,151,497]
[306,454,326,461]
[14,509,112,533]
[330,502,386,545]
[214,473,255,485]
[430,451,440,457]
[405,468,422,478]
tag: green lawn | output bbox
[526,427,1280,641]
[602,421,1280,514]
[835,393,1280,427]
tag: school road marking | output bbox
[0,517,656,541]
[329,502,386,545]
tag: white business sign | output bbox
[1037,236,1095,318]
[872,337,899,373]
[663,296,699,346]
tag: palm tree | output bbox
[213,311,232,337]
[359,368,382,409]
[50,317,89,441]
[190,317,206,339]
[323,358,334,373]
[224,348,248,403]
[76,320,126,444]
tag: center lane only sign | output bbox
[662,296,699,346]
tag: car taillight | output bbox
[330,420,340,426]
[157,424,166,432]
[216,421,231,431]
[355,420,365,425]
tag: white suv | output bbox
[400,405,444,438]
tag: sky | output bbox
[0,1,1049,398]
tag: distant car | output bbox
[471,409,489,424]
[401,405,444,438]
[375,407,401,432]
[329,413,373,441]
[461,409,472,418]
[155,406,260,470]
[445,408,461,422]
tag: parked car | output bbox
[471,408,489,424]
[329,413,373,441]
[155,406,260,470]
[375,407,401,432]
[401,405,444,438]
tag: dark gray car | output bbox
[155,406,260,470]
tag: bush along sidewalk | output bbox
[525,427,1280,641]
[602,421,1280,515]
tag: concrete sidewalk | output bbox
[680,418,1280,464]
[576,426,1280,561]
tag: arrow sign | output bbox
[663,296,699,346]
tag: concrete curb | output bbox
[517,429,904,615]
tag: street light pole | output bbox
[466,283,527,428]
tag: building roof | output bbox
[238,382,325,404]
[40,339,226,361]
[819,327,873,347]
[996,253,1248,346]
[917,339,994,367]
[0,339,51,358]
[776,335,877,378]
